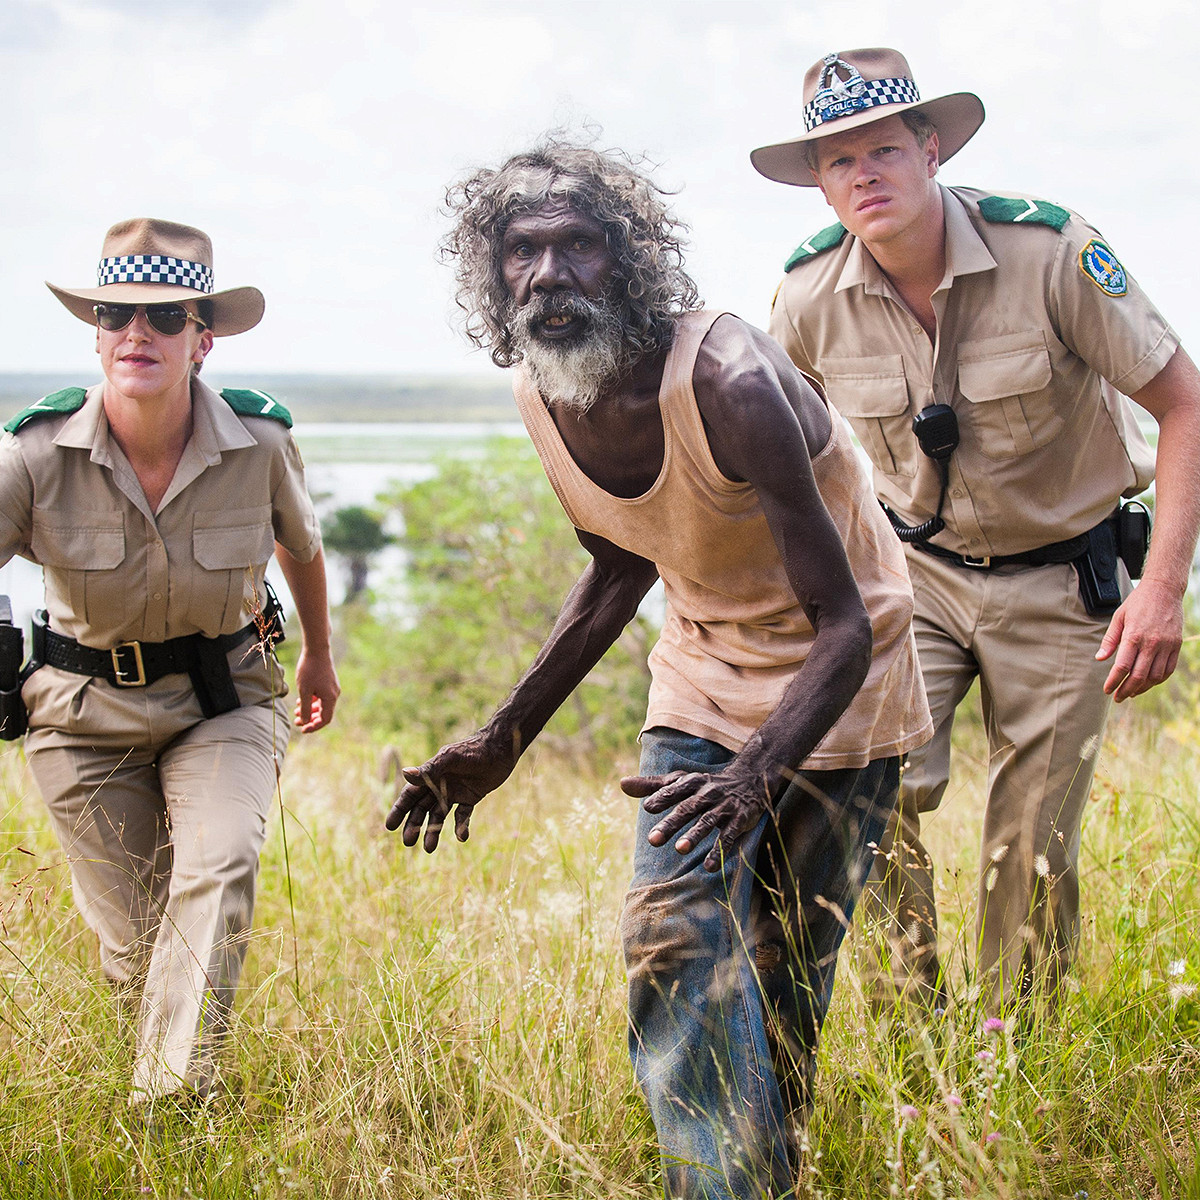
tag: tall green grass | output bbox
[1,687,1197,1198]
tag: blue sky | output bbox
[2,0,1196,376]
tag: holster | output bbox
[1115,500,1151,580]
[1072,521,1122,617]
[0,597,27,740]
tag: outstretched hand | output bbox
[384,733,516,852]
[620,768,772,872]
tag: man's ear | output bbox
[926,131,940,179]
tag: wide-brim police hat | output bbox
[46,217,264,336]
[751,47,985,188]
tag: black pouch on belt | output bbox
[1116,500,1151,579]
[0,597,26,740]
[186,637,241,720]
[186,586,285,719]
[1073,521,1123,617]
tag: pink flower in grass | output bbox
[899,1104,919,1121]
[983,1017,1006,1034]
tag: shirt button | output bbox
[153,592,162,600]
[952,489,963,498]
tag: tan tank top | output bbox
[513,310,932,767]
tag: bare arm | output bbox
[386,532,659,849]
[626,316,874,869]
[274,541,340,731]
[1096,347,1200,700]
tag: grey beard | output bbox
[510,294,628,412]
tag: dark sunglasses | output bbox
[93,302,207,336]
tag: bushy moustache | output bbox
[510,291,604,341]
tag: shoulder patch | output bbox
[784,223,848,272]
[3,387,88,434]
[220,387,293,428]
[978,196,1070,232]
[1078,238,1128,297]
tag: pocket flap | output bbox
[31,509,125,570]
[958,334,1052,402]
[821,354,909,417]
[193,506,274,571]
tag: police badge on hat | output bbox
[1080,238,1128,297]
[810,55,871,123]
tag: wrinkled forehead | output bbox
[504,196,603,233]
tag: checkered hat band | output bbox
[804,76,921,131]
[97,255,214,292]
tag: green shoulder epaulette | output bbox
[978,196,1070,232]
[221,388,293,428]
[784,223,848,271]
[3,387,88,434]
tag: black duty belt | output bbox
[31,590,283,719]
[910,530,1091,570]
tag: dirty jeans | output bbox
[621,728,898,1199]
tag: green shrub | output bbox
[335,437,654,762]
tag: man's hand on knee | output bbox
[622,769,771,872]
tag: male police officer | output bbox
[752,48,1200,1009]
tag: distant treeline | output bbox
[0,373,516,424]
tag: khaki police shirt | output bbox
[0,377,321,648]
[769,185,1178,558]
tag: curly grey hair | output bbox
[442,139,702,369]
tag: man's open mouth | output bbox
[536,311,586,340]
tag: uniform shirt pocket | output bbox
[957,332,1058,459]
[29,508,126,630]
[190,506,274,633]
[821,354,916,477]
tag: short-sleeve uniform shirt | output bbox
[769,185,1177,558]
[0,377,321,648]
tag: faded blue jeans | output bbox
[621,727,898,1199]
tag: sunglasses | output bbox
[93,303,208,336]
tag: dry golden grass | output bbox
[1,684,1198,1198]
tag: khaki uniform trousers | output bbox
[866,549,1114,1009]
[23,652,289,1101]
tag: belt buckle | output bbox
[962,554,991,568]
[111,641,146,686]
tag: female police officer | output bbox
[0,217,339,1104]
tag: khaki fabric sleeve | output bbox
[1048,220,1180,396]
[768,280,817,378]
[270,434,322,563]
[0,434,33,568]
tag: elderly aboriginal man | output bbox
[753,48,1200,1011]
[386,141,931,1200]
